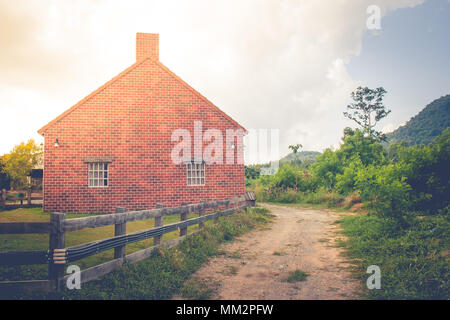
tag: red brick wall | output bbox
[42,58,245,213]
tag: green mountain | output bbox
[279,151,321,164]
[387,94,450,146]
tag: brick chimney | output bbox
[136,33,159,61]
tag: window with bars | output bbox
[88,162,109,187]
[186,162,205,186]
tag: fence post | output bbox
[27,189,32,205]
[213,199,219,224]
[48,212,66,290]
[198,200,205,229]
[114,207,127,259]
[225,198,230,214]
[154,203,164,245]
[0,189,5,206]
[180,202,188,236]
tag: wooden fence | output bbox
[0,196,246,294]
[0,189,43,207]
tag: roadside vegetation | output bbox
[0,207,273,299]
[337,211,449,299]
[247,129,449,299]
[246,87,449,299]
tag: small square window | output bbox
[186,162,205,186]
[88,162,109,187]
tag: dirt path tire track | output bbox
[179,203,361,300]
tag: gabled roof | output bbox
[37,57,247,135]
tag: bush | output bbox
[335,157,363,195]
[296,188,345,207]
[276,189,300,203]
[270,165,301,190]
[391,128,450,213]
[354,164,412,225]
[311,149,342,189]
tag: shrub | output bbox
[311,149,342,189]
[270,165,303,190]
[335,157,363,195]
[276,189,300,203]
[296,188,345,207]
[354,164,412,225]
[391,128,450,213]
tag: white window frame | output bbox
[186,162,205,186]
[88,162,109,187]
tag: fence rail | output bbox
[0,189,43,207]
[0,250,49,265]
[0,196,246,294]
[0,222,51,234]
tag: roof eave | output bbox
[37,57,248,136]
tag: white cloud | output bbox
[0,0,425,162]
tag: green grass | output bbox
[250,183,364,213]
[264,201,357,216]
[284,270,309,283]
[1,206,273,299]
[337,210,450,300]
[180,278,218,300]
[254,186,350,209]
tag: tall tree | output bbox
[288,144,302,191]
[0,159,10,190]
[344,86,391,141]
[1,140,42,190]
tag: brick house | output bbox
[38,33,246,214]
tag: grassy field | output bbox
[0,207,204,282]
[337,211,449,300]
[0,207,273,299]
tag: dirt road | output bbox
[183,203,361,300]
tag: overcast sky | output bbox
[0,0,449,163]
